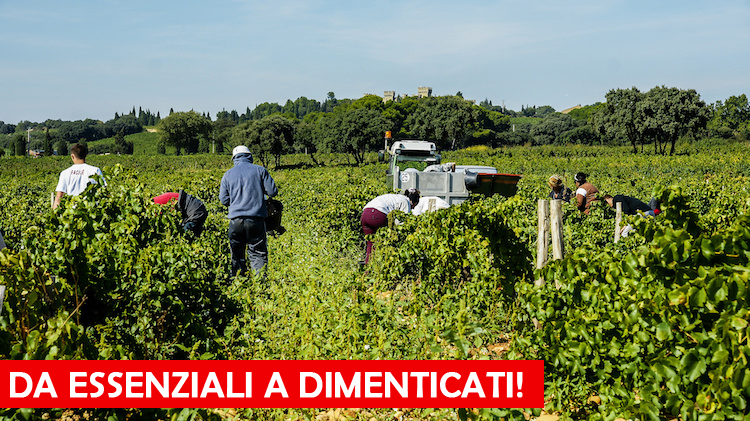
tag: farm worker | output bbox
[604,194,660,217]
[573,172,599,215]
[361,188,420,264]
[53,143,104,210]
[424,162,456,172]
[547,175,572,202]
[412,196,450,216]
[152,190,209,236]
[220,145,278,277]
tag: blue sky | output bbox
[1,0,749,124]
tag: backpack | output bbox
[266,198,286,235]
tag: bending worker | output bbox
[573,172,599,214]
[361,189,420,264]
[412,196,450,216]
[152,190,209,236]
[548,175,572,202]
[604,194,659,217]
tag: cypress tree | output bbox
[56,140,68,156]
[43,128,53,156]
[14,133,25,156]
[114,129,133,154]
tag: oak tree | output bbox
[158,111,212,155]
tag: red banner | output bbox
[0,360,543,408]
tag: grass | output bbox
[88,131,178,155]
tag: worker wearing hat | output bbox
[220,145,278,277]
[547,175,572,202]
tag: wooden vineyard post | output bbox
[550,199,564,260]
[614,202,623,243]
[534,199,565,327]
[535,199,550,286]
[427,198,436,213]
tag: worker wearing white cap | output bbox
[220,145,278,276]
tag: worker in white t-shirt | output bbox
[411,196,450,216]
[53,143,104,209]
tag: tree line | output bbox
[0,107,158,156]
[1,87,748,160]
[158,94,512,166]
[158,88,748,166]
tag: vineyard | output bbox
[0,140,749,420]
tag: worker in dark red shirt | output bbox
[573,173,600,214]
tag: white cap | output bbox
[232,145,251,158]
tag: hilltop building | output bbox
[382,87,433,103]
[418,87,432,98]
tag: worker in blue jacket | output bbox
[220,145,278,277]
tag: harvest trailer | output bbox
[380,137,521,205]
